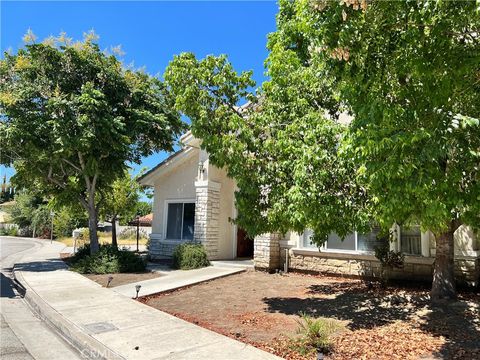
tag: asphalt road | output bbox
[0,237,81,360]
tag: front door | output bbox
[236,228,254,258]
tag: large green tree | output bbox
[165,1,480,300]
[100,170,142,248]
[292,0,480,300]
[0,32,184,254]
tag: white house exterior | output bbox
[139,132,247,260]
[140,132,480,286]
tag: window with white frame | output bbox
[301,227,388,252]
[166,202,195,240]
[399,225,422,255]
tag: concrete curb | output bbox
[13,265,125,360]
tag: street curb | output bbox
[13,266,126,360]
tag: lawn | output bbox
[57,232,148,247]
[140,270,479,360]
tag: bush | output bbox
[7,226,18,236]
[172,243,210,270]
[293,313,344,355]
[69,244,146,274]
[374,243,405,286]
[0,226,17,236]
[53,207,88,238]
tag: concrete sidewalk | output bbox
[113,260,251,298]
[13,240,281,360]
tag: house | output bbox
[139,132,480,286]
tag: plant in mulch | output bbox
[374,243,405,287]
[291,313,345,356]
[69,244,146,274]
[172,243,210,270]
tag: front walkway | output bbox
[112,263,247,298]
[13,240,280,360]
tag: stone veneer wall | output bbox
[194,181,221,259]
[254,233,282,271]
[148,238,178,258]
[280,248,480,286]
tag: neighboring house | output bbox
[140,132,480,286]
[128,213,154,227]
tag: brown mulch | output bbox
[84,272,162,288]
[140,270,480,360]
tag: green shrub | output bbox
[78,228,90,241]
[292,313,344,355]
[7,227,18,236]
[69,244,146,274]
[172,243,210,270]
[374,243,405,286]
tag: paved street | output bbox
[0,237,81,360]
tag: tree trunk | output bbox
[111,215,118,249]
[88,200,99,255]
[431,222,457,302]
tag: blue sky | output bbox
[0,0,278,186]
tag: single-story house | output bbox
[139,132,480,286]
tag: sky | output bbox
[0,0,278,188]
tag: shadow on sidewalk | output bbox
[0,271,18,298]
[13,258,67,272]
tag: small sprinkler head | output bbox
[135,284,142,299]
[106,276,114,288]
[317,349,324,360]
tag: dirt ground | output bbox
[85,272,161,287]
[141,270,479,360]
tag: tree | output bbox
[0,32,184,254]
[165,0,480,301]
[288,0,479,300]
[164,44,367,242]
[9,190,50,237]
[135,201,152,218]
[52,204,88,238]
[0,175,15,204]
[100,170,141,248]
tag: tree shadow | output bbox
[12,258,67,272]
[262,281,479,358]
[419,299,480,359]
[0,271,18,298]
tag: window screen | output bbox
[326,232,356,251]
[302,229,317,248]
[357,226,387,252]
[166,203,195,240]
[400,226,422,255]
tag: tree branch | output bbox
[62,158,82,172]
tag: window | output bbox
[301,227,388,252]
[357,226,387,252]
[326,232,356,251]
[302,229,317,248]
[166,202,195,240]
[400,225,422,255]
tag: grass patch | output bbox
[69,244,146,274]
[292,313,345,355]
[58,232,148,247]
